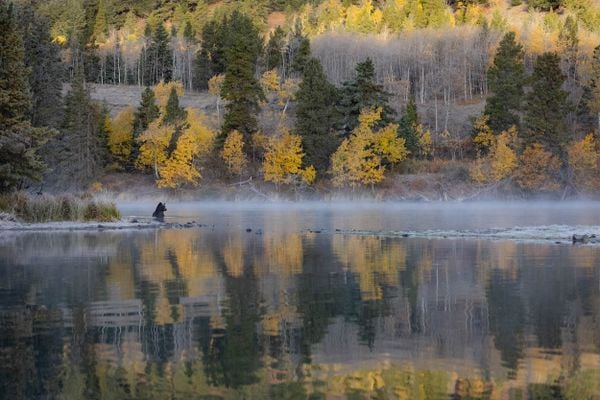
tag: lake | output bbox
[1,202,600,399]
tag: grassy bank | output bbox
[0,193,121,223]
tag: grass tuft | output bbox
[0,193,121,223]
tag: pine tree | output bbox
[194,20,226,90]
[523,52,571,156]
[132,87,160,165]
[294,58,340,172]
[399,96,420,155]
[17,3,64,128]
[221,11,264,146]
[338,58,395,134]
[580,45,600,132]
[484,32,525,133]
[0,3,48,191]
[92,0,108,43]
[145,23,173,85]
[163,86,187,126]
[265,26,285,71]
[291,36,311,75]
[58,69,106,185]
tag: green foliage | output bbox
[294,58,340,172]
[144,23,173,85]
[484,32,526,133]
[339,58,396,134]
[523,52,571,156]
[579,45,600,132]
[265,26,285,71]
[194,20,227,90]
[221,11,265,145]
[162,86,187,126]
[134,87,160,136]
[399,96,420,155]
[0,2,49,192]
[291,36,311,75]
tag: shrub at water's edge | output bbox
[0,193,121,223]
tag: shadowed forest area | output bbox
[3,0,600,199]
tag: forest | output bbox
[2,0,600,198]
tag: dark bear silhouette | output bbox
[152,202,167,220]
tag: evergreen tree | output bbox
[265,26,285,71]
[0,3,48,191]
[294,58,340,172]
[221,11,264,145]
[523,52,571,156]
[17,3,64,128]
[579,45,600,132]
[145,23,173,85]
[134,87,160,135]
[58,70,106,184]
[291,36,311,75]
[194,20,226,90]
[338,58,395,133]
[163,86,187,126]
[484,32,525,133]
[399,96,420,155]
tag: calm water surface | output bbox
[2,202,600,399]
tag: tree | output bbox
[17,3,63,128]
[208,74,225,125]
[399,96,420,154]
[157,110,216,188]
[567,133,599,194]
[221,11,264,145]
[0,3,48,191]
[523,52,570,156]
[134,87,160,136]
[294,58,340,172]
[470,127,518,184]
[144,23,173,85]
[265,26,285,71]
[580,45,600,132]
[221,130,248,178]
[59,70,107,184]
[484,32,525,133]
[136,120,174,179]
[263,129,316,186]
[291,36,311,75]
[108,107,134,167]
[330,107,407,189]
[194,20,226,90]
[515,143,562,193]
[339,58,395,134]
[162,86,187,126]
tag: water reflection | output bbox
[1,227,600,399]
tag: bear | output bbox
[152,202,167,220]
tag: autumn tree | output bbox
[108,106,134,168]
[567,133,599,194]
[157,110,216,188]
[221,11,264,145]
[263,129,316,186]
[136,120,174,179]
[208,74,225,125]
[294,58,340,172]
[470,127,518,184]
[330,107,407,189]
[523,53,571,157]
[484,32,525,133]
[515,143,562,193]
[221,130,248,178]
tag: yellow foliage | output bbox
[157,109,216,189]
[108,106,134,165]
[331,107,408,188]
[568,133,600,193]
[345,0,383,33]
[416,125,433,158]
[515,143,562,192]
[154,80,185,109]
[260,69,280,92]
[263,129,315,185]
[472,115,495,155]
[221,130,247,177]
[208,74,225,97]
[470,126,518,184]
[136,120,174,178]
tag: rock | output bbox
[130,218,139,223]
[246,228,252,232]
[401,233,410,237]
[573,234,590,243]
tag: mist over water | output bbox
[2,202,600,398]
